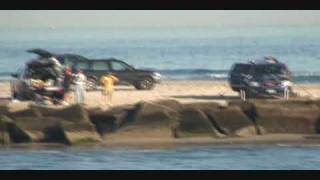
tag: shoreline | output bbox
[2,134,320,150]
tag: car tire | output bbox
[12,91,18,99]
[135,77,155,90]
[242,89,256,99]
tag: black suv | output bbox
[27,49,161,90]
[229,56,294,98]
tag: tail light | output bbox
[58,88,64,94]
[264,81,278,87]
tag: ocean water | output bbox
[1,26,320,169]
[0,144,320,170]
[1,26,320,83]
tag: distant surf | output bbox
[158,69,320,83]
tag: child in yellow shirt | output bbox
[100,73,119,106]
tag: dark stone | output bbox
[183,102,221,111]
[88,105,132,135]
[6,106,41,120]
[252,100,320,134]
[105,101,180,138]
[31,104,90,123]
[177,107,218,137]
[6,117,61,143]
[0,105,9,116]
[204,105,258,136]
[59,120,101,145]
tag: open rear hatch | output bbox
[27,59,55,68]
[27,48,54,58]
[26,59,59,81]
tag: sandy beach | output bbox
[1,80,319,108]
[56,80,320,107]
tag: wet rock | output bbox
[251,100,320,134]
[6,106,41,119]
[88,105,133,136]
[151,99,184,110]
[176,107,218,138]
[58,120,102,145]
[204,105,258,136]
[0,105,9,116]
[234,125,265,137]
[31,104,90,123]
[5,116,101,145]
[0,103,102,145]
[183,102,221,111]
[89,112,121,135]
[0,116,11,144]
[105,101,180,139]
[6,117,59,143]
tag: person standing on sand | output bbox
[74,69,87,104]
[100,73,118,106]
[62,67,73,105]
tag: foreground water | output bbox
[0,144,319,169]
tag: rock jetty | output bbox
[1,98,320,145]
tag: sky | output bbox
[0,10,320,29]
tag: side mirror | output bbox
[11,73,18,78]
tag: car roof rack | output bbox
[249,56,279,65]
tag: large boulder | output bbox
[5,117,60,143]
[0,104,9,116]
[176,107,218,138]
[6,107,41,120]
[203,105,259,137]
[152,99,184,110]
[105,101,180,139]
[0,116,11,144]
[31,104,90,123]
[57,120,102,145]
[180,102,258,137]
[4,116,101,145]
[1,104,102,145]
[6,102,31,112]
[88,105,132,136]
[250,100,320,134]
[183,102,222,111]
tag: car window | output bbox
[72,55,87,61]
[254,65,287,75]
[92,62,109,71]
[63,58,74,67]
[64,58,74,67]
[75,62,90,70]
[111,61,132,71]
[233,64,252,75]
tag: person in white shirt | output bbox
[74,69,87,104]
